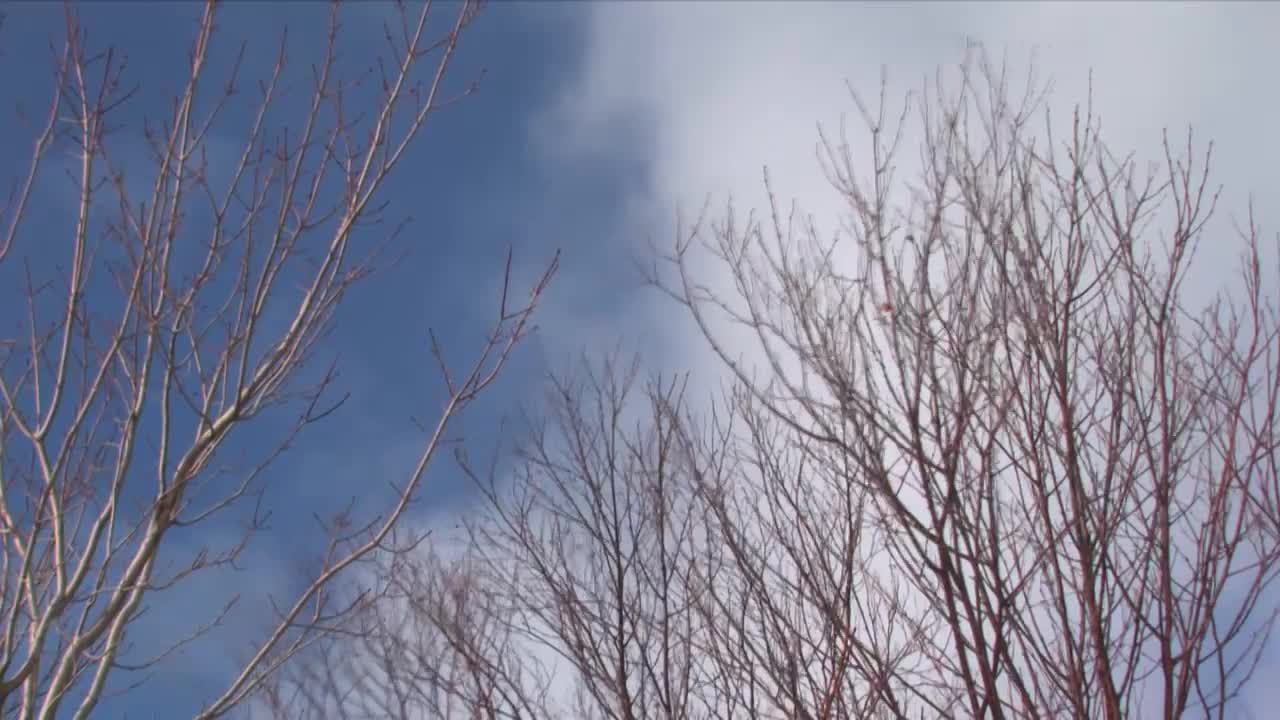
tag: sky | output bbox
[2,1,1279,717]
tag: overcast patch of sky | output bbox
[542,1,1280,369]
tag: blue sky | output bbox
[0,2,637,716]
[3,1,1280,717]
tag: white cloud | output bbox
[543,1,1279,369]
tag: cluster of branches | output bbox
[0,2,554,718]
[271,57,1280,719]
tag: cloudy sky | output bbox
[2,1,1278,716]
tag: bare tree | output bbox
[0,1,555,718]
[273,352,716,720]
[462,354,709,720]
[268,51,1280,720]
[258,544,557,720]
[653,53,1280,719]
